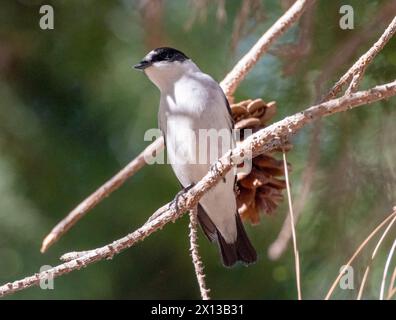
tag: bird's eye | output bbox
[160,52,170,61]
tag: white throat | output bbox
[144,60,200,92]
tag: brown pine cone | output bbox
[231,98,292,225]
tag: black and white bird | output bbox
[134,47,257,267]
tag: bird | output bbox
[134,47,257,267]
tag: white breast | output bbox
[160,70,233,180]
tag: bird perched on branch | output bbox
[134,47,256,267]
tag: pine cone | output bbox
[231,98,292,225]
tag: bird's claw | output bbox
[210,161,226,183]
[169,183,195,212]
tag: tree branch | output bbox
[2,80,396,298]
[189,207,210,300]
[380,239,396,300]
[40,137,164,253]
[268,121,320,260]
[325,207,396,300]
[387,267,396,300]
[325,16,396,101]
[40,0,314,253]
[221,0,315,97]
[357,214,396,299]
[268,14,396,260]
[282,150,302,300]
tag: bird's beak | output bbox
[133,60,151,71]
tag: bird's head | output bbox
[134,47,193,90]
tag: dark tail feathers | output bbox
[197,204,257,267]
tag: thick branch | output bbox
[40,0,314,253]
[2,80,396,298]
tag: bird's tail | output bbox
[197,205,257,267]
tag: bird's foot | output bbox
[146,184,195,224]
[210,160,226,183]
[228,149,235,166]
[169,183,195,212]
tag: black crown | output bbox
[150,47,189,63]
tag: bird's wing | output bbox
[221,90,235,130]
[218,88,238,192]
[158,102,166,147]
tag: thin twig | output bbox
[325,209,396,300]
[268,122,320,260]
[282,150,302,300]
[40,137,164,253]
[2,81,396,297]
[40,0,314,253]
[389,288,396,300]
[345,16,396,95]
[345,72,362,96]
[315,1,396,98]
[189,207,210,300]
[387,267,396,299]
[357,268,370,300]
[325,16,396,101]
[380,239,396,300]
[357,214,396,299]
[221,0,315,98]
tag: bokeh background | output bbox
[0,0,395,299]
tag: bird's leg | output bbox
[145,183,195,224]
[228,149,235,166]
[210,160,226,183]
[169,183,195,212]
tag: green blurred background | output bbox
[0,0,395,299]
